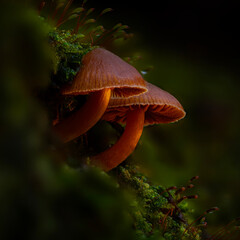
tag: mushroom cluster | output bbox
[53,47,185,171]
[53,48,147,143]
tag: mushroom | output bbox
[53,48,147,143]
[90,81,186,171]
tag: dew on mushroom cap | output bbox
[91,81,186,172]
[53,48,147,143]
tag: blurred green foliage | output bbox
[0,2,135,239]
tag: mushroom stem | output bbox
[53,88,111,143]
[90,108,145,171]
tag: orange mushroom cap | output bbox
[53,48,147,143]
[62,47,147,97]
[102,81,186,125]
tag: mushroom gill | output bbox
[90,82,186,171]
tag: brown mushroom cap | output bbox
[62,47,147,97]
[102,81,186,125]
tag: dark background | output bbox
[87,0,240,70]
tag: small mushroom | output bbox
[90,81,186,171]
[53,48,147,143]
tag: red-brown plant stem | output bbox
[90,108,145,171]
[38,1,45,15]
[56,0,73,27]
[181,207,219,238]
[75,8,94,33]
[53,88,111,143]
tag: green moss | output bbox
[116,165,202,240]
[49,29,95,88]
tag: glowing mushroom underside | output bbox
[91,81,186,171]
